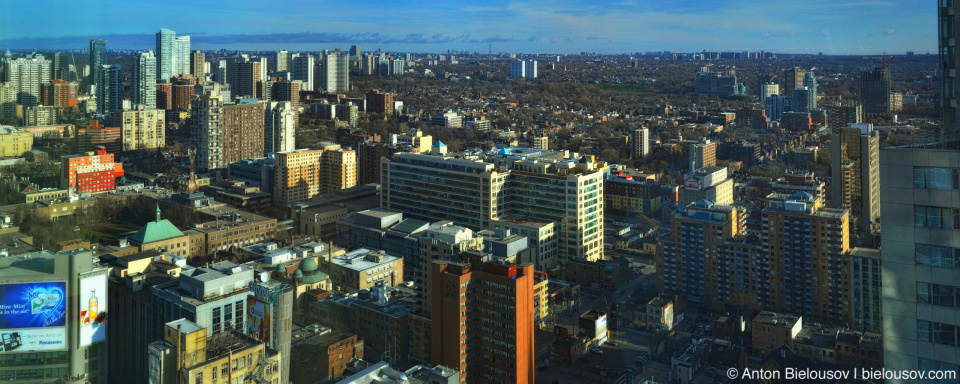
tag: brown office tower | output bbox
[226,60,262,99]
[432,256,535,384]
[42,80,73,109]
[366,89,395,115]
[781,67,806,96]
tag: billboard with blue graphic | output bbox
[0,282,67,353]
[0,282,67,329]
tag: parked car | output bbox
[591,347,604,355]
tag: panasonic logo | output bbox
[39,340,63,345]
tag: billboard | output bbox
[246,297,271,345]
[0,282,67,353]
[79,274,107,347]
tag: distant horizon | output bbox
[0,1,937,55]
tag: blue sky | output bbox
[0,0,936,54]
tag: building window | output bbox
[195,372,203,384]
[917,282,957,308]
[917,244,960,269]
[915,167,960,190]
[915,205,960,229]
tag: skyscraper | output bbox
[155,28,176,81]
[803,70,818,110]
[115,108,165,151]
[174,36,191,76]
[792,86,815,113]
[132,51,157,109]
[291,54,314,92]
[689,139,717,170]
[861,66,892,116]
[190,50,205,78]
[321,51,349,92]
[881,4,960,380]
[88,39,107,87]
[225,58,262,99]
[349,45,360,59]
[96,64,121,114]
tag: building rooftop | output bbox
[332,249,401,272]
[166,318,204,334]
[753,311,801,327]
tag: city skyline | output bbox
[0,0,936,54]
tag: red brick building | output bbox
[432,255,535,384]
[222,101,265,166]
[41,80,76,109]
[156,82,173,110]
[366,90,395,115]
[61,147,124,193]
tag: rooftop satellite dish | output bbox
[259,272,270,282]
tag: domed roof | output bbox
[299,258,318,272]
[293,269,304,278]
[274,264,286,273]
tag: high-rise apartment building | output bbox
[349,45,360,59]
[264,101,296,154]
[274,50,291,72]
[510,59,538,79]
[88,39,107,87]
[96,64,121,114]
[4,57,51,106]
[155,28,176,81]
[41,80,75,109]
[132,51,157,109]
[831,123,880,233]
[632,127,650,159]
[0,83,17,123]
[365,89,395,115]
[659,192,850,325]
[781,67,806,96]
[46,51,73,81]
[432,256,535,384]
[861,66,893,116]
[321,51,349,92]
[827,103,862,133]
[221,99,265,166]
[174,36,191,77]
[190,50,205,78]
[115,107,165,151]
[291,54,314,92]
[274,144,358,205]
[62,147,124,193]
[191,92,225,170]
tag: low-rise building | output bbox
[290,331,363,384]
[752,311,802,357]
[336,361,459,384]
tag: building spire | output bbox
[156,204,161,222]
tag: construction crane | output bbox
[860,52,896,68]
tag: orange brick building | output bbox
[76,120,122,153]
[61,147,124,193]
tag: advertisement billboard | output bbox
[0,282,67,353]
[79,273,107,347]
[246,297,271,345]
